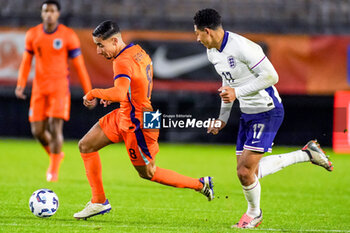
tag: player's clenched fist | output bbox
[83,94,97,109]
[219,86,236,103]
[207,119,226,135]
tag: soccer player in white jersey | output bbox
[193,8,334,229]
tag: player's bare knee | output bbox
[51,132,63,144]
[48,126,62,139]
[237,166,251,182]
[48,119,63,137]
[138,169,154,180]
[136,165,155,180]
[31,126,44,139]
[138,172,150,180]
[78,138,93,153]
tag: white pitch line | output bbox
[0,222,185,230]
[1,223,349,232]
[0,223,96,228]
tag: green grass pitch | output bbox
[0,138,349,233]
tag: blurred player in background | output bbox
[193,8,333,229]
[15,0,95,182]
[73,20,214,220]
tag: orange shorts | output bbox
[29,90,70,122]
[99,109,159,166]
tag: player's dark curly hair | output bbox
[41,0,61,11]
[92,20,120,40]
[194,8,222,30]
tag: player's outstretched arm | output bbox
[15,51,33,99]
[83,77,130,108]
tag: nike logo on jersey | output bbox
[152,46,210,78]
[252,141,261,144]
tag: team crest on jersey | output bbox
[227,56,235,68]
[53,39,63,50]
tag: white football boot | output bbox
[199,176,214,201]
[232,209,263,228]
[74,199,111,220]
[302,140,333,171]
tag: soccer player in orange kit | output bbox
[15,0,95,182]
[73,20,214,220]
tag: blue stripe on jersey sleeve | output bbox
[114,74,131,81]
[250,56,266,70]
[68,48,82,58]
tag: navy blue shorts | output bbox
[236,107,284,155]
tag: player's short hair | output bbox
[92,20,121,40]
[41,0,61,11]
[194,8,222,30]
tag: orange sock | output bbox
[81,152,106,203]
[43,145,50,156]
[150,167,203,191]
[48,152,64,174]
[47,152,64,182]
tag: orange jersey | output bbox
[113,43,153,131]
[88,44,158,164]
[87,43,153,131]
[23,24,82,92]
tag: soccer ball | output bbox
[29,189,59,217]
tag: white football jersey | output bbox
[207,31,282,114]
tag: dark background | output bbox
[0,87,334,146]
[0,0,346,147]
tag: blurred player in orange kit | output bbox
[15,0,96,182]
[73,20,214,220]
